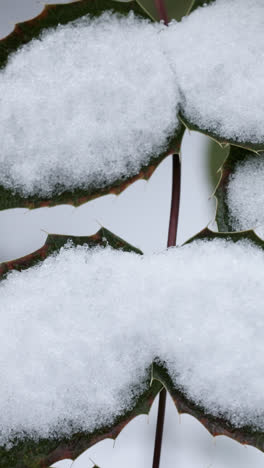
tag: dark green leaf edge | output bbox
[180,113,264,154]
[0,227,142,279]
[185,226,264,250]
[154,225,264,453]
[0,0,184,211]
[152,363,264,454]
[0,125,184,211]
[0,0,149,71]
[212,146,258,232]
[0,377,162,468]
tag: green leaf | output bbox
[150,228,264,454]
[0,0,184,211]
[213,146,255,232]
[188,0,214,14]
[0,126,184,211]
[0,0,149,70]
[135,0,214,23]
[0,227,142,279]
[152,361,264,454]
[186,226,264,250]
[135,0,192,22]
[0,228,162,468]
[180,113,264,153]
[206,137,229,191]
[0,378,162,468]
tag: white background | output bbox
[0,1,263,467]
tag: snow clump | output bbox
[1,238,264,446]
[226,154,264,233]
[0,12,179,197]
[163,0,264,143]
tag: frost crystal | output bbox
[1,239,264,446]
[0,12,179,197]
[164,0,264,143]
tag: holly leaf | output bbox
[152,360,264,454]
[2,226,264,466]
[213,145,257,232]
[180,115,264,154]
[0,380,162,468]
[154,227,264,451]
[206,136,229,190]
[0,228,162,468]
[0,379,161,468]
[0,0,184,211]
[176,0,264,153]
[0,227,143,279]
[186,225,264,249]
[0,127,183,210]
[0,1,149,70]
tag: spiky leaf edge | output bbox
[180,113,264,154]
[0,380,162,468]
[0,227,143,278]
[0,126,184,211]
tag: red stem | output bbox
[154,0,169,24]
[152,154,181,468]
[152,388,167,468]
[151,1,180,466]
[167,154,181,247]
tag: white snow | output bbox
[163,0,264,143]
[0,0,263,198]
[0,12,179,197]
[226,154,264,231]
[1,238,264,446]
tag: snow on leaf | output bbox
[0,0,183,210]
[0,0,263,211]
[164,0,264,151]
[152,362,264,454]
[2,228,264,466]
[0,228,160,468]
[213,146,264,232]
